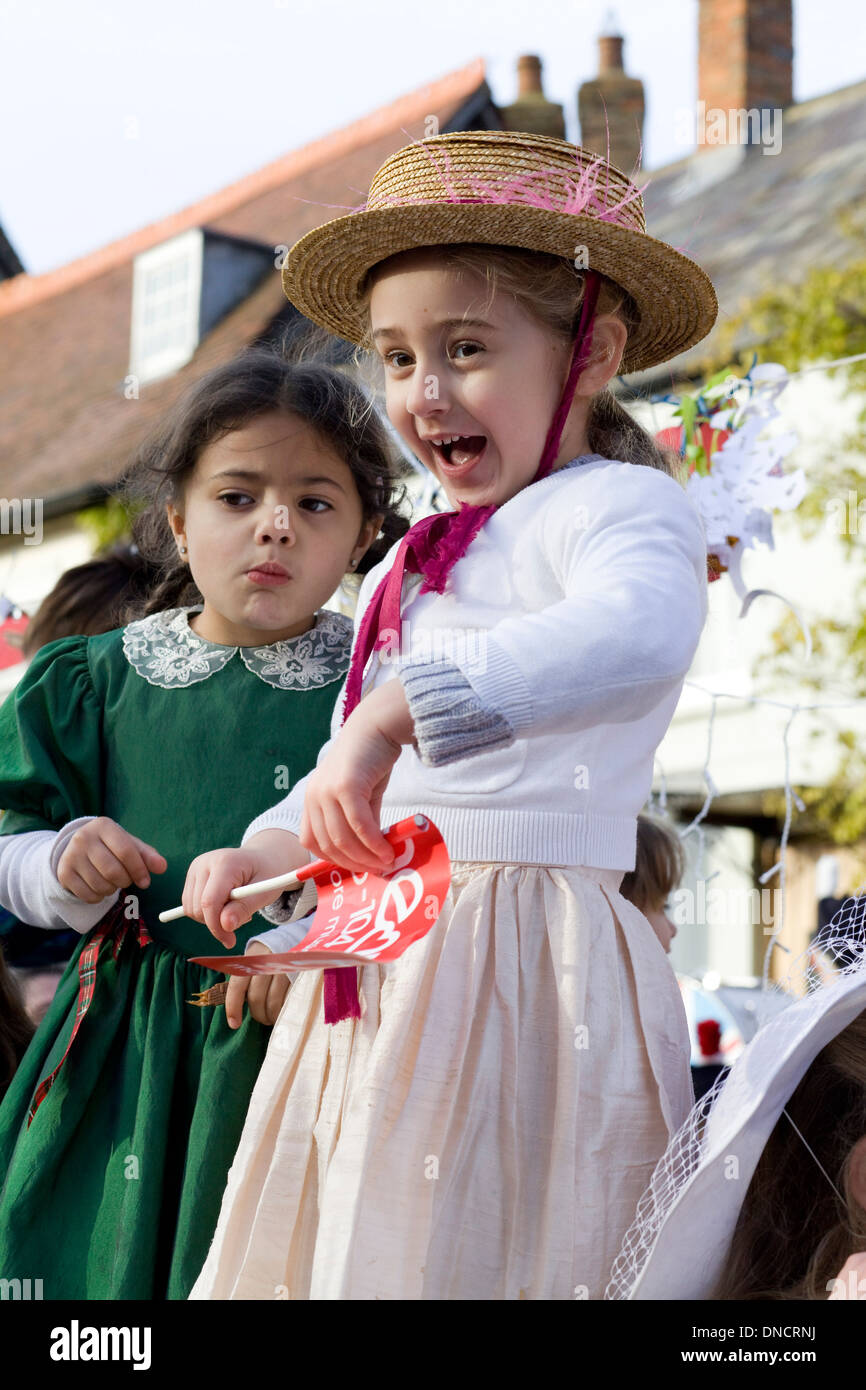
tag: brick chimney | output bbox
[578,28,645,173]
[499,55,566,139]
[699,0,793,124]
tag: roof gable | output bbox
[0,61,495,501]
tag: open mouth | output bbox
[430,435,487,470]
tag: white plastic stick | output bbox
[158,866,307,923]
[230,866,306,900]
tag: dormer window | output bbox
[129,229,274,386]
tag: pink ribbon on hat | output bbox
[321,270,602,1024]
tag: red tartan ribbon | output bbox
[27,899,152,1127]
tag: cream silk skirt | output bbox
[189,862,693,1300]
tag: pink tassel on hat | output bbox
[379,143,648,228]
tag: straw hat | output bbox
[282,130,718,375]
[606,902,866,1300]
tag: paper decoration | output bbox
[656,362,807,598]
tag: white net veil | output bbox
[604,891,866,1300]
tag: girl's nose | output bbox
[405,362,449,420]
[256,507,294,545]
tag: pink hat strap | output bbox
[533,270,601,484]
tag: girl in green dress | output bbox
[0,349,409,1299]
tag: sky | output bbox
[1,0,863,275]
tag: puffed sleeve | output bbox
[0,635,105,834]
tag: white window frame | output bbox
[129,229,203,385]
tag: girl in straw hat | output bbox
[184,130,718,1301]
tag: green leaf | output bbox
[704,366,739,390]
[74,496,142,552]
[678,394,698,440]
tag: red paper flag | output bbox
[191,814,451,976]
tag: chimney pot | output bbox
[517,54,543,96]
[500,54,566,139]
[599,35,624,73]
[578,30,644,173]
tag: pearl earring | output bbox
[179,545,188,557]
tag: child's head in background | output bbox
[620,814,685,954]
[21,544,164,657]
[123,349,410,646]
[714,1004,866,1299]
[361,246,675,511]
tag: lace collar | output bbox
[122,606,353,691]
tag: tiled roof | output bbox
[0,61,494,502]
[627,77,866,386]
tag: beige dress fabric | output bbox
[190,862,693,1301]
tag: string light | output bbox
[659,682,865,1001]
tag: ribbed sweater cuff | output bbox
[399,658,514,767]
[461,637,535,736]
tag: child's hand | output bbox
[223,941,290,1029]
[57,817,167,902]
[300,679,415,874]
[182,830,311,949]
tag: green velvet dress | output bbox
[0,605,352,1299]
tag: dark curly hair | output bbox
[119,347,412,619]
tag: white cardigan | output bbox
[246,456,708,872]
